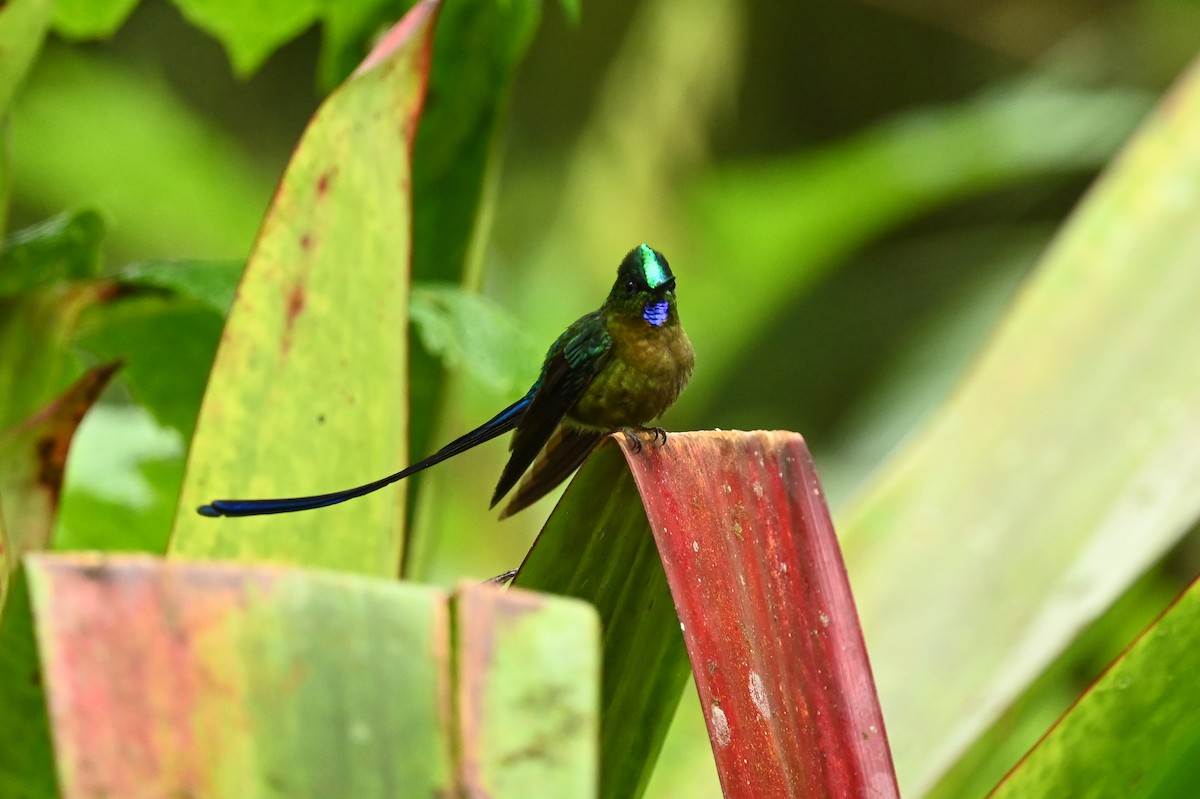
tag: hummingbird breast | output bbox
[568,314,695,430]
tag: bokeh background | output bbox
[11,0,1200,795]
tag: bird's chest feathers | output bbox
[569,315,694,428]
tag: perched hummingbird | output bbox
[198,244,694,519]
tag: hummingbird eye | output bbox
[625,279,639,294]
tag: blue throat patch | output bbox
[643,300,669,327]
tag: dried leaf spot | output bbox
[281,284,307,355]
[316,170,333,196]
[692,540,700,553]
[710,705,732,747]
[300,233,313,251]
[752,481,764,498]
[286,284,307,326]
[748,671,772,720]
[818,610,831,628]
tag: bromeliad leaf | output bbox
[517,432,898,799]
[169,1,440,575]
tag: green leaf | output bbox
[0,210,104,298]
[556,0,580,24]
[410,0,539,288]
[410,283,542,394]
[0,0,52,114]
[0,566,56,798]
[0,498,8,603]
[991,577,1200,797]
[169,2,440,575]
[115,259,244,317]
[51,0,139,39]
[76,294,224,439]
[171,0,320,76]
[838,61,1200,793]
[927,567,1181,799]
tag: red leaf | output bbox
[517,431,898,798]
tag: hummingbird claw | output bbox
[619,426,668,452]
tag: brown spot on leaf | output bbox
[300,234,313,251]
[316,171,332,197]
[286,285,306,324]
[280,285,306,355]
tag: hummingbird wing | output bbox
[497,427,605,518]
[197,392,532,517]
[489,314,612,508]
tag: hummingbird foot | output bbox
[618,426,669,452]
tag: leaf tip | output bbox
[352,0,440,78]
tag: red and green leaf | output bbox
[7,554,596,798]
[455,582,599,796]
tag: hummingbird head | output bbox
[609,244,677,328]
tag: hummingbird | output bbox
[198,243,694,520]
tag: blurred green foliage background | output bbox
[7,0,1200,795]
